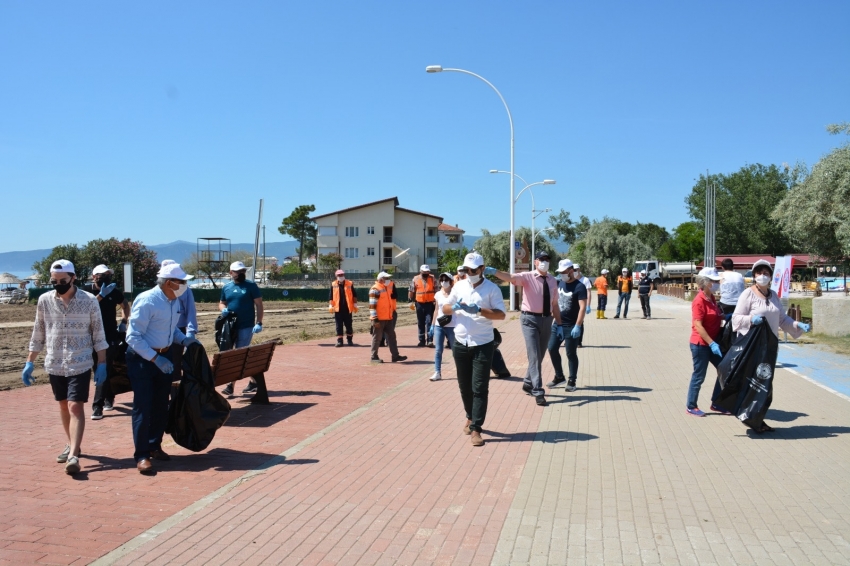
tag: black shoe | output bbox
[623,316,628,319]
[391,355,408,362]
[221,384,234,397]
[150,448,171,461]
[577,344,584,348]
[335,340,344,348]
[426,341,435,348]
[103,400,114,411]
[522,383,533,395]
[547,376,566,388]
[536,396,548,407]
[613,315,620,319]
[566,379,577,392]
[495,372,512,379]
[347,338,354,346]
[370,356,383,364]
[242,381,258,394]
[417,341,426,347]
[91,406,103,420]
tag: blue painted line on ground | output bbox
[778,341,850,400]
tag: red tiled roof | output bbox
[437,223,464,233]
[697,254,827,270]
[311,197,442,223]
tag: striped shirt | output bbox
[29,288,109,377]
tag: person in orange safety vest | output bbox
[408,264,437,347]
[328,269,358,347]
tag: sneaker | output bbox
[429,372,442,381]
[613,315,620,319]
[686,407,706,417]
[221,384,234,397]
[417,341,426,348]
[463,419,472,435]
[347,338,354,346]
[522,383,533,395]
[566,379,577,392]
[242,382,258,394]
[103,400,114,411]
[57,444,71,464]
[391,355,408,362]
[547,376,566,388]
[535,396,548,407]
[335,341,343,348]
[91,406,103,420]
[470,431,484,447]
[370,356,383,364]
[426,341,435,348]
[65,456,81,475]
[710,404,731,415]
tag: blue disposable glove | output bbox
[459,302,480,314]
[451,301,463,311]
[252,323,263,334]
[220,308,229,317]
[153,355,174,374]
[185,331,195,339]
[182,336,201,348]
[483,267,497,276]
[428,325,434,339]
[94,363,107,386]
[118,321,127,333]
[710,342,722,357]
[555,326,564,340]
[22,362,35,386]
[751,315,764,326]
[570,325,582,339]
[798,322,811,333]
[99,283,117,298]
[585,305,591,315]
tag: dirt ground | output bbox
[0,301,420,392]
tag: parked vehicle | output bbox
[632,260,698,288]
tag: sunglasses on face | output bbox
[170,279,187,286]
[49,278,71,285]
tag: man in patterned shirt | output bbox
[23,259,108,475]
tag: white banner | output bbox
[771,256,792,298]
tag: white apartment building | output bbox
[437,222,465,251]
[312,197,443,275]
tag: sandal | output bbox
[756,423,775,434]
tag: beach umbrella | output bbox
[0,273,22,284]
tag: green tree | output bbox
[32,238,159,288]
[632,222,670,257]
[772,124,850,263]
[547,209,590,246]
[318,252,344,274]
[32,244,86,286]
[474,227,557,272]
[438,247,469,275]
[278,205,317,271]
[579,218,652,276]
[657,221,705,262]
[685,164,796,255]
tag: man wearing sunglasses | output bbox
[125,262,198,474]
[24,260,108,475]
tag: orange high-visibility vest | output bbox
[330,280,356,313]
[413,275,436,303]
[387,280,397,311]
[370,282,394,320]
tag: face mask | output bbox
[337,276,345,283]
[53,280,73,295]
[99,275,112,286]
[711,283,720,293]
[441,281,451,289]
[172,281,187,297]
[537,261,549,272]
[755,274,771,286]
[467,272,482,284]
[234,272,246,283]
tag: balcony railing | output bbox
[425,236,439,243]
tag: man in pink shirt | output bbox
[488,251,561,406]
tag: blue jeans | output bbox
[233,326,253,349]
[549,322,579,380]
[433,325,455,372]
[687,343,722,409]
[615,292,631,317]
[126,347,175,462]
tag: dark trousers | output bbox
[452,340,495,433]
[126,347,174,462]
[549,322,579,380]
[415,302,435,343]
[718,302,737,315]
[597,294,607,312]
[639,294,651,318]
[371,320,400,359]
[615,292,631,317]
[92,344,116,409]
[334,312,353,338]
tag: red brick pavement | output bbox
[1,319,542,565]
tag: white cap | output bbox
[555,259,574,273]
[419,264,431,272]
[573,264,581,270]
[601,269,609,274]
[161,259,176,267]
[230,261,247,271]
[698,267,721,281]
[462,252,484,269]
[50,259,75,274]
[377,271,392,280]
[92,264,113,275]
[622,267,628,272]
[456,265,464,273]
[157,262,193,280]
[640,269,647,275]
[439,272,453,280]
[752,259,773,273]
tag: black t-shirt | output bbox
[85,284,125,345]
[556,279,588,325]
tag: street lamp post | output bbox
[426,65,517,309]
[490,170,555,272]
[531,208,552,260]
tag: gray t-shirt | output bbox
[720,271,745,305]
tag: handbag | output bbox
[437,314,452,327]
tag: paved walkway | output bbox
[2,295,849,565]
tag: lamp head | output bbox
[543,180,556,185]
[425,65,443,73]
[489,170,499,174]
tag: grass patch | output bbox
[809,333,850,357]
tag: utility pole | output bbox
[704,171,716,269]
[262,224,266,285]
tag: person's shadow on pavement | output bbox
[745,425,850,440]
[484,430,598,443]
[548,394,642,407]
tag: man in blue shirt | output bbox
[160,260,198,338]
[547,259,588,393]
[126,262,198,474]
[219,261,264,397]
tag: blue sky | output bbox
[2,1,848,254]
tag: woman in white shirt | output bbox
[430,272,457,382]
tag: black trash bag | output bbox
[107,332,132,396]
[215,312,238,352]
[490,329,511,378]
[717,319,734,357]
[167,342,231,452]
[714,323,779,430]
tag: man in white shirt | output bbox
[573,264,593,347]
[718,258,745,315]
[442,252,506,447]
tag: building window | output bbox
[445,234,460,244]
[345,227,359,237]
[366,247,375,256]
[318,226,337,236]
[367,226,375,235]
[344,248,359,258]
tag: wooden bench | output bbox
[210,341,278,404]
